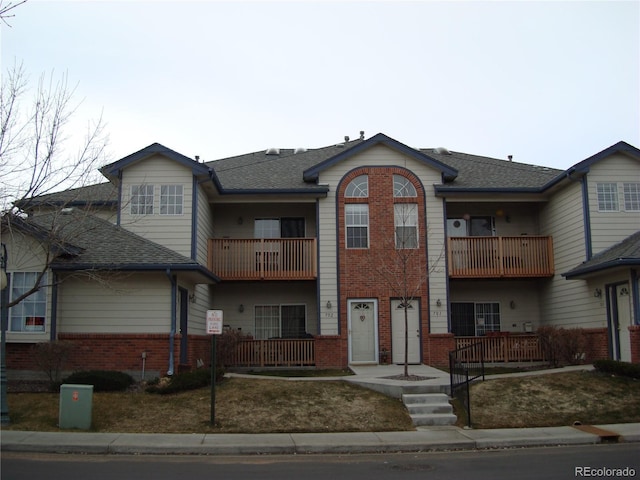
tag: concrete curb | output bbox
[2,424,638,456]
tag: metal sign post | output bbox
[206,310,223,425]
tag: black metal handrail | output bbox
[449,341,485,428]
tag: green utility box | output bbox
[59,384,93,430]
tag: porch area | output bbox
[229,339,316,367]
[208,238,317,280]
[455,333,544,363]
[448,236,554,278]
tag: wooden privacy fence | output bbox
[448,236,554,278]
[231,339,316,367]
[455,334,543,363]
[208,238,317,280]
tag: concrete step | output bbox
[402,393,450,405]
[401,393,457,426]
[406,404,453,415]
[410,413,459,426]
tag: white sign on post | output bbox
[206,310,223,335]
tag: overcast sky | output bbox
[2,0,639,171]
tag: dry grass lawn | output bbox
[462,371,640,429]
[6,377,414,434]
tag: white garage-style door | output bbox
[391,299,421,364]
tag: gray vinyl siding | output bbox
[211,283,318,337]
[449,280,541,332]
[539,180,597,327]
[587,154,640,255]
[119,155,194,257]
[211,203,317,239]
[57,273,172,333]
[316,144,448,335]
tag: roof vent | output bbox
[344,135,350,142]
[294,147,307,154]
[265,147,280,155]
[434,147,451,155]
[359,130,365,140]
[508,155,513,162]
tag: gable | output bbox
[303,133,458,182]
[101,142,210,182]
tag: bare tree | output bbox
[372,201,444,378]
[0,0,27,27]
[1,62,110,308]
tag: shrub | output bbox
[62,370,135,392]
[593,360,640,379]
[216,328,253,368]
[31,341,74,391]
[146,368,218,395]
[538,326,588,367]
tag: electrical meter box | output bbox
[59,384,93,430]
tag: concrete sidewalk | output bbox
[2,423,639,455]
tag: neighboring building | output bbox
[2,133,639,378]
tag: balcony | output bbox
[448,236,554,278]
[208,238,317,280]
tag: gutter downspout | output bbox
[165,268,177,376]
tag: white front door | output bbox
[391,299,421,364]
[348,300,378,363]
[608,283,632,362]
[616,283,632,362]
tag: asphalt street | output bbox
[2,444,638,480]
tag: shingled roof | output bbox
[427,149,563,191]
[563,230,640,279]
[19,211,218,282]
[206,140,364,193]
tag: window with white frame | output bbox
[160,185,183,215]
[345,175,368,197]
[345,204,369,248]
[450,302,500,336]
[254,219,280,238]
[394,203,418,248]
[596,183,619,211]
[9,272,47,332]
[130,185,154,214]
[254,304,306,339]
[623,183,640,211]
[393,175,417,197]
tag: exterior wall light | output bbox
[594,288,602,298]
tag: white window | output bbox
[394,203,418,248]
[345,204,369,248]
[345,175,368,198]
[9,272,47,332]
[160,185,183,215]
[254,305,280,339]
[254,219,280,238]
[130,185,154,215]
[393,175,417,197]
[596,183,619,211]
[254,304,307,339]
[623,183,640,211]
[450,302,500,336]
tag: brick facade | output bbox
[338,167,430,364]
[629,325,640,364]
[7,333,213,378]
[314,335,348,369]
[582,328,609,363]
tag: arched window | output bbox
[393,175,417,197]
[345,175,369,197]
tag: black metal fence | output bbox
[449,341,485,428]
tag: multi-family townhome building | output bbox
[2,133,639,378]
